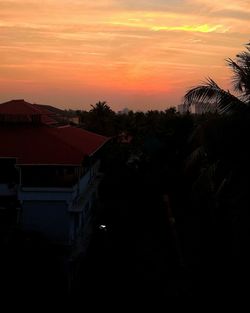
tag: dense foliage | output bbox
[73,42,250,297]
[2,41,250,301]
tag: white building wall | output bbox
[19,160,102,246]
[18,188,75,202]
[190,102,217,114]
[21,200,70,244]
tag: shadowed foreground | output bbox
[71,164,193,303]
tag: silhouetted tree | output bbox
[182,44,250,291]
[184,42,250,114]
[87,101,115,136]
[90,101,114,116]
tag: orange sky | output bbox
[0,0,249,111]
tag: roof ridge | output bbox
[26,102,47,114]
[45,126,86,159]
[74,127,108,139]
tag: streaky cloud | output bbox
[151,24,230,33]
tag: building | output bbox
[177,103,189,114]
[177,102,217,114]
[37,104,81,125]
[68,115,81,125]
[190,102,217,114]
[117,107,130,115]
[0,99,109,253]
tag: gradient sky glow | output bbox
[0,0,249,111]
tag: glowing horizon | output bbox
[0,0,249,111]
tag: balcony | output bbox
[18,186,75,202]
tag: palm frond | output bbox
[226,54,250,98]
[184,78,217,105]
[187,124,202,145]
[184,78,245,114]
[185,145,206,171]
[192,162,218,193]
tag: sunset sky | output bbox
[0,0,249,111]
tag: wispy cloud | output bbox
[0,0,249,110]
[190,0,250,13]
[152,24,229,33]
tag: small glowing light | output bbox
[99,224,107,231]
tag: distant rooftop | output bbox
[0,99,82,125]
[0,99,56,124]
[0,99,53,115]
[37,104,65,115]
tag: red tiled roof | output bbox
[0,99,52,115]
[36,104,65,115]
[0,99,57,125]
[0,125,109,165]
[0,99,109,165]
[37,104,70,125]
[40,114,57,125]
[52,126,108,156]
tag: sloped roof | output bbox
[0,100,109,165]
[37,104,70,125]
[0,125,109,165]
[0,99,52,115]
[0,99,57,125]
[37,104,67,116]
[52,126,108,156]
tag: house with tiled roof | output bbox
[37,104,81,125]
[0,99,109,252]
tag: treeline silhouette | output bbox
[1,41,250,303]
[71,41,250,300]
[67,102,250,300]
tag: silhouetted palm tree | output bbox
[88,101,115,136]
[184,42,250,114]
[183,44,250,278]
[90,101,114,116]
